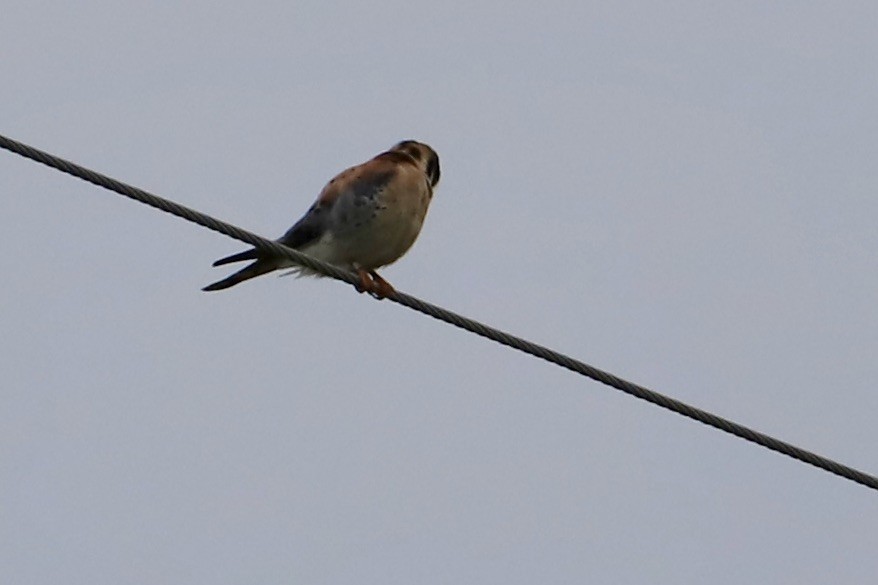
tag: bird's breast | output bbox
[326,183,431,270]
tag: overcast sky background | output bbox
[2,2,877,583]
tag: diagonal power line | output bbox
[2,132,876,492]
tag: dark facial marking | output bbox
[426,155,441,187]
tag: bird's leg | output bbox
[369,270,395,299]
[355,268,374,294]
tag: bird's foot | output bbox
[354,269,395,300]
[369,271,395,299]
[355,268,373,294]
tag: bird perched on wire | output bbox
[203,140,440,298]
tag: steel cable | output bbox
[2,132,875,492]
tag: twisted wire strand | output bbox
[2,132,876,492]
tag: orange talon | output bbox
[355,268,374,294]
[369,271,395,299]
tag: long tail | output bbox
[203,251,278,292]
[211,249,259,267]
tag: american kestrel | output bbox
[203,140,440,298]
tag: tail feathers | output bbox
[212,248,259,267]
[202,259,278,292]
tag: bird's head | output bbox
[390,140,441,188]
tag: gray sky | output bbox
[3,2,877,583]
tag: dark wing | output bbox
[202,176,339,292]
[207,197,331,274]
[277,200,331,249]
